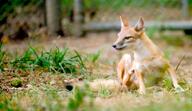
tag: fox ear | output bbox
[120,16,129,27]
[135,17,144,31]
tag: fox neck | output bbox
[134,32,162,61]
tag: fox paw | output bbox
[175,86,185,93]
[138,89,146,95]
[120,85,128,92]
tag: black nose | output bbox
[112,45,116,48]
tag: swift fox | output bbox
[113,16,184,94]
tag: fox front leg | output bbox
[121,73,131,92]
[121,60,133,92]
[135,71,146,94]
[117,59,125,85]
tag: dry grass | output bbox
[0,31,192,111]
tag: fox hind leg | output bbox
[167,66,184,92]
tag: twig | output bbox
[175,55,185,71]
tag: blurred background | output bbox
[0,0,192,41]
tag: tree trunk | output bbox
[46,0,61,36]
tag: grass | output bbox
[98,86,111,98]
[0,46,86,75]
[146,27,159,38]
[162,36,185,47]
[87,50,101,63]
[132,102,192,111]
[10,78,22,87]
[0,44,5,72]
[162,77,173,90]
[163,47,174,60]
[67,86,89,111]
[0,39,192,111]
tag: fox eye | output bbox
[124,36,133,40]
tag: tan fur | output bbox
[113,16,184,94]
[117,53,144,94]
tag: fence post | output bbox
[181,0,189,19]
[74,0,84,37]
[46,0,61,36]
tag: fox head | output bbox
[112,16,145,50]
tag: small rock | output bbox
[50,80,56,85]
[26,84,33,89]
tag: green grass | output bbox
[0,83,95,111]
[0,46,86,75]
[162,77,173,90]
[132,98,192,111]
[87,51,101,63]
[163,47,174,60]
[66,84,95,111]
[10,78,22,87]
[146,27,159,38]
[0,42,192,111]
[67,87,87,111]
[98,86,111,98]
[0,44,5,72]
[162,36,184,47]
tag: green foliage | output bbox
[190,0,192,7]
[163,48,173,60]
[132,100,192,111]
[82,0,180,10]
[0,0,182,23]
[98,86,111,98]
[2,46,86,74]
[67,87,85,111]
[34,51,51,69]
[10,78,22,88]
[162,77,173,90]
[0,93,21,111]
[11,48,35,70]
[60,0,180,18]
[162,36,184,47]
[87,51,101,63]
[61,0,73,17]
[146,27,158,38]
[0,83,95,111]
[66,84,93,111]
[0,85,65,111]
[0,44,5,72]
[0,0,43,23]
